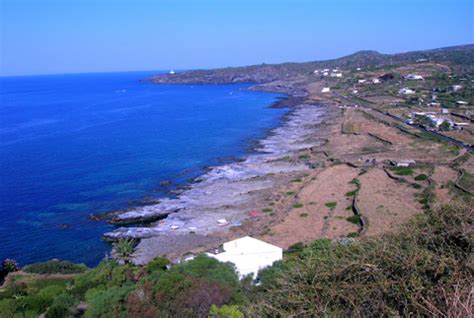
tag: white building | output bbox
[405,74,424,80]
[321,87,331,93]
[399,87,415,95]
[372,78,381,84]
[358,79,367,84]
[441,108,449,114]
[169,70,176,75]
[207,236,283,279]
[450,85,463,92]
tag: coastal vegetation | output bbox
[0,201,471,317]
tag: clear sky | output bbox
[1,0,473,76]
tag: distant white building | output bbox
[405,74,424,80]
[358,79,367,84]
[330,72,343,78]
[207,236,283,279]
[396,159,416,167]
[321,87,331,93]
[169,70,176,75]
[441,108,449,114]
[399,87,415,95]
[372,78,381,84]
[456,101,468,106]
[450,85,463,92]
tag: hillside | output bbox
[148,44,474,85]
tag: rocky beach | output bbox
[104,100,328,264]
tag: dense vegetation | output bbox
[0,201,472,317]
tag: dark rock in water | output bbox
[57,223,71,229]
[160,180,171,186]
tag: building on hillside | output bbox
[405,74,424,80]
[207,236,283,279]
[321,87,331,93]
[449,85,463,92]
[358,79,367,84]
[396,159,416,167]
[372,78,381,84]
[399,87,415,95]
[169,70,176,75]
[441,108,449,114]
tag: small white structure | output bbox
[396,159,416,167]
[450,85,463,92]
[169,70,176,75]
[372,78,381,84]
[441,108,449,114]
[399,87,415,95]
[330,72,343,78]
[457,101,468,106]
[358,79,367,84]
[405,74,424,80]
[323,71,329,76]
[352,89,359,94]
[321,87,331,93]
[207,236,283,279]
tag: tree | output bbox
[114,239,136,264]
[439,120,452,131]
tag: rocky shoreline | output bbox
[103,96,329,264]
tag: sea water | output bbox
[0,71,286,266]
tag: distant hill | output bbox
[148,44,474,85]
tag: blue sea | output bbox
[0,71,286,267]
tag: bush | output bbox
[292,203,304,208]
[209,304,244,318]
[145,257,170,273]
[2,259,19,274]
[45,305,73,318]
[346,215,361,224]
[325,202,337,209]
[414,173,428,181]
[23,260,88,275]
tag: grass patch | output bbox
[389,166,414,176]
[414,174,428,181]
[292,203,304,209]
[346,215,361,225]
[285,191,295,196]
[298,154,310,160]
[262,208,273,213]
[325,202,337,209]
[345,190,357,197]
[291,178,302,183]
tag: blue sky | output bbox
[1,0,473,76]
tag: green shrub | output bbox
[285,191,295,196]
[299,213,308,217]
[292,203,304,208]
[325,202,337,209]
[23,260,88,275]
[45,305,73,318]
[389,166,414,175]
[0,299,17,317]
[414,174,428,181]
[146,257,170,273]
[262,208,273,213]
[291,178,302,183]
[345,190,357,197]
[209,304,244,318]
[346,215,361,224]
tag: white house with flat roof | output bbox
[207,236,283,279]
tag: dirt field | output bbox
[263,164,359,248]
[357,168,421,236]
